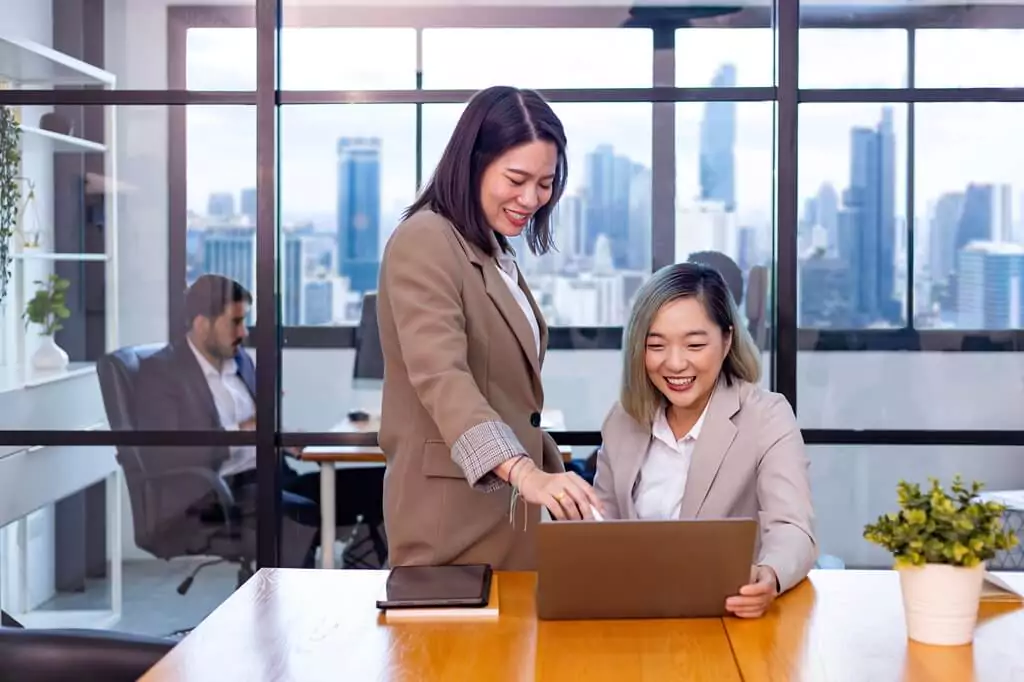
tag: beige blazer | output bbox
[594,379,817,593]
[376,209,565,570]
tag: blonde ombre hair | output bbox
[621,262,762,427]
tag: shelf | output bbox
[14,252,108,262]
[0,35,115,88]
[0,362,97,394]
[24,362,97,388]
[19,125,107,153]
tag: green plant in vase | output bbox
[23,274,71,370]
[864,476,1018,646]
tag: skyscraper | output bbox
[837,107,898,325]
[207,192,234,219]
[202,226,256,324]
[240,187,257,225]
[699,64,737,213]
[336,137,382,294]
[281,233,304,326]
[584,144,639,269]
[957,241,1024,329]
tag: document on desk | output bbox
[982,572,1024,602]
[976,490,1024,510]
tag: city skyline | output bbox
[182,25,1024,333]
[186,98,1022,243]
[188,94,1023,332]
[183,26,1024,219]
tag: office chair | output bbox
[745,265,769,352]
[340,293,388,569]
[97,345,259,593]
[0,614,172,682]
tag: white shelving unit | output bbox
[0,34,121,631]
[0,32,119,388]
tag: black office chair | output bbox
[97,345,261,593]
[0,614,172,682]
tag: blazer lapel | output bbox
[679,379,740,519]
[520,275,549,366]
[605,411,653,520]
[172,341,222,430]
[449,224,543,387]
[480,262,542,379]
[234,349,256,398]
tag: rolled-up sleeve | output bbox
[381,215,524,491]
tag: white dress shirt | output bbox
[187,338,257,477]
[494,250,541,359]
[632,403,709,520]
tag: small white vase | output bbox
[898,562,985,646]
[32,335,69,371]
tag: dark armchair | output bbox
[0,616,172,682]
[97,345,257,593]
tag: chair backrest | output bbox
[745,265,769,351]
[97,344,165,432]
[97,344,171,553]
[0,626,172,682]
[352,292,383,384]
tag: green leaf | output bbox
[863,476,1019,567]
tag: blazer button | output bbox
[530,412,541,428]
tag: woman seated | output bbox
[594,262,817,618]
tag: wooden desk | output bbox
[140,570,740,682]
[725,570,1024,682]
[297,410,575,569]
[141,569,1024,681]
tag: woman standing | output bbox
[377,86,602,570]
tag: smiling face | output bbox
[479,139,558,238]
[644,296,732,415]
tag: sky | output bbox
[181,26,1024,229]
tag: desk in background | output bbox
[297,409,573,569]
[140,569,1024,681]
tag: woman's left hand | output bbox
[724,564,778,618]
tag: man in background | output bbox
[135,274,385,567]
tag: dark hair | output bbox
[184,274,251,329]
[404,85,568,257]
[687,250,744,306]
[621,262,761,424]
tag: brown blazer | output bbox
[376,209,565,570]
[594,379,818,593]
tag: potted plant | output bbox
[23,274,71,370]
[864,476,1019,646]
[0,105,20,305]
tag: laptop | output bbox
[535,517,758,620]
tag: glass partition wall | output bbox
[2,3,1024,636]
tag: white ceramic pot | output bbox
[32,335,69,371]
[897,562,985,646]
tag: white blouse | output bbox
[494,250,541,359]
[632,404,709,520]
